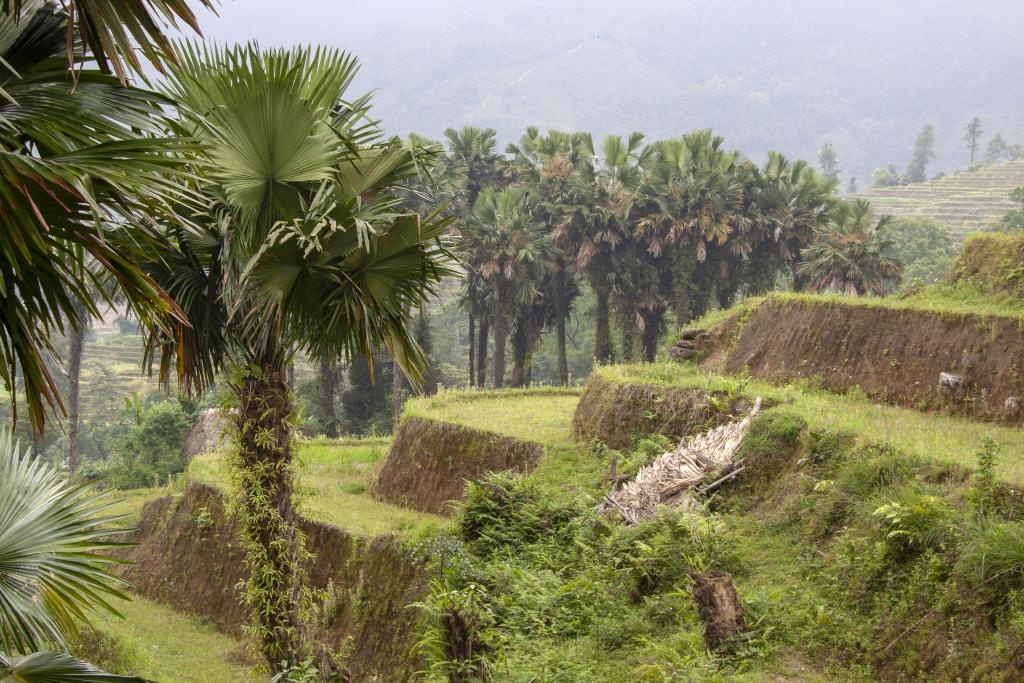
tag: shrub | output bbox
[872,487,953,560]
[105,399,190,489]
[460,473,582,556]
[968,437,1000,515]
[66,625,141,676]
[609,509,742,598]
[837,444,916,499]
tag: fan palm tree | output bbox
[0,2,191,435]
[3,0,214,83]
[146,43,453,673]
[745,152,837,293]
[798,199,903,296]
[636,130,745,324]
[557,132,650,363]
[0,428,144,682]
[442,127,507,387]
[464,187,546,388]
[507,127,590,384]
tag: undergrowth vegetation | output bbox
[405,404,1024,681]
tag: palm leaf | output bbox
[0,428,134,656]
[0,650,146,682]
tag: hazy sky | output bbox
[184,0,1024,180]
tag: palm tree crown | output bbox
[799,199,903,296]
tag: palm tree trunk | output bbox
[234,358,307,673]
[316,356,338,438]
[554,260,569,385]
[476,318,488,388]
[492,304,508,389]
[67,300,88,476]
[594,287,614,364]
[620,312,636,363]
[393,360,404,422]
[468,310,476,387]
[510,319,528,388]
[791,260,803,292]
[641,309,663,362]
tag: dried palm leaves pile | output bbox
[598,398,762,524]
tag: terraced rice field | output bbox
[859,160,1024,243]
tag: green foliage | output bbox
[66,626,141,677]
[460,473,583,556]
[885,217,956,286]
[905,123,936,183]
[873,488,953,560]
[799,198,903,296]
[0,427,142,680]
[104,400,190,489]
[996,186,1024,233]
[269,658,319,683]
[0,4,191,433]
[958,518,1024,596]
[340,349,395,436]
[968,437,1001,515]
[610,511,743,597]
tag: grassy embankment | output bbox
[73,595,263,682]
[90,438,446,682]
[599,363,1024,484]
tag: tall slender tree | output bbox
[464,188,546,388]
[818,142,841,182]
[442,126,507,387]
[905,123,936,183]
[965,117,983,163]
[149,44,453,672]
[507,128,590,384]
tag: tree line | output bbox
[403,126,902,390]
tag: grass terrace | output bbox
[79,595,262,682]
[188,438,448,537]
[599,363,1024,484]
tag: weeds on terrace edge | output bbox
[409,469,771,681]
[782,428,1024,676]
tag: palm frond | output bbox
[0,428,134,655]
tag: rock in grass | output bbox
[938,372,964,398]
[183,408,229,460]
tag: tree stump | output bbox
[691,570,746,650]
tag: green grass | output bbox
[682,287,1024,352]
[598,363,1024,485]
[87,594,263,682]
[767,288,1024,321]
[405,387,581,447]
[405,387,611,494]
[188,438,448,537]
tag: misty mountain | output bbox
[197,0,1024,184]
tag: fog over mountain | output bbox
[193,0,1023,184]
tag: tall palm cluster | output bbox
[0,1,452,679]
[423,126,902,388]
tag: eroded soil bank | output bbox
[116,482,427,682]
[682,296,1024,425]
[375,416,543,514]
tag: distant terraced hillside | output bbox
[859,160,1024,243]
